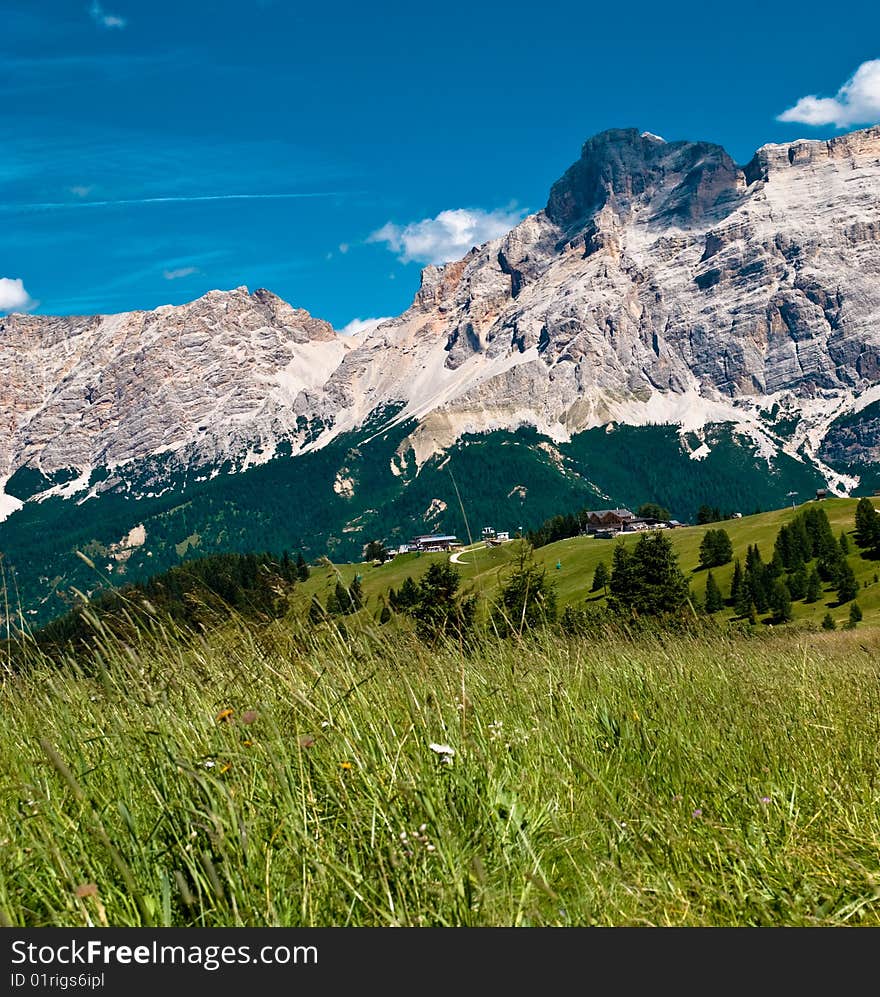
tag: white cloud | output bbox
[338,242,350,254]
[0,277,37,313]
[163,266,199,280]
[778,60,880,127]
[368,206,525,265]
[69,185,93,198]
[89,2,127,29]
[339,316,393,336]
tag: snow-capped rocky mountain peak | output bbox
[3,125,880,520]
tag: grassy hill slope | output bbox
[298,498,880,629]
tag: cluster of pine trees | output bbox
[309,574,364,622]
[385,563,477,642]
[698,528,733,568]
[33,550,310,653]
[527,509,592,549]
[564,532,693,634]
[704,504,866,625]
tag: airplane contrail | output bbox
[0,191,352,213]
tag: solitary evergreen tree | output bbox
[808,508,842,581]
[848,602,863,627]
[696,505,722,524]
[854,497,880,549]
[836,561,859,604]
[774,525,793,569]
[409,562,476,643]
[821,611,836,631]
[699,528,733,568]
[296,553,310,582]
[492,542,557,636]
[787,566,808,601]
[364,539,387,562]
[791,516,813,563]
[637,502,671,521]
[729,558,744,606]
[347,575,364,612]
[769,578,793,623]
[281,550,294,582]
[393,575,420,610]
[704,571,724,614]
[743,545,770,613]
[805,567,822,604]
[608,532,690,617]
[331,580,348,614]
[608,543,636,612]
[591,560,610,594]
[767,549,785,580]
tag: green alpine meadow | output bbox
[3,496,880,927]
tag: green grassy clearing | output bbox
[298,498,880,629]
[2,615,880,927]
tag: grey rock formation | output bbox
[3,126,880,513]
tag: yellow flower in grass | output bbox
[216,709,234,724]
[340,761,353,771]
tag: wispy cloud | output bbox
[368,206,525,265]
[0,277,37,313]
[339,316,393,336]
[0,191,350,215]
[89,1,126,29]
[163,266,199,281]
[69,185,93,198]
[778,60,880,128]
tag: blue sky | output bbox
[3,1,879,329]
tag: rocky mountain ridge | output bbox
[3,125,880,523]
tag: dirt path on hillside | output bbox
[449,542,487,565]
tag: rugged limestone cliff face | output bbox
[310,126,880,478]
[2,126,880,510]
[0,287,352,485]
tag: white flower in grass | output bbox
[429,742,455,764]
[429,743,455,756]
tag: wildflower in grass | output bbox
[216,708,234,724]
[429,742,455,765]
[219,763,231,774]
[242,710,258,725]
[692,809,702,818]
[242,739,254,748]
[759,796,771,804]
[203,759,216,769]
[340,761,352,771]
